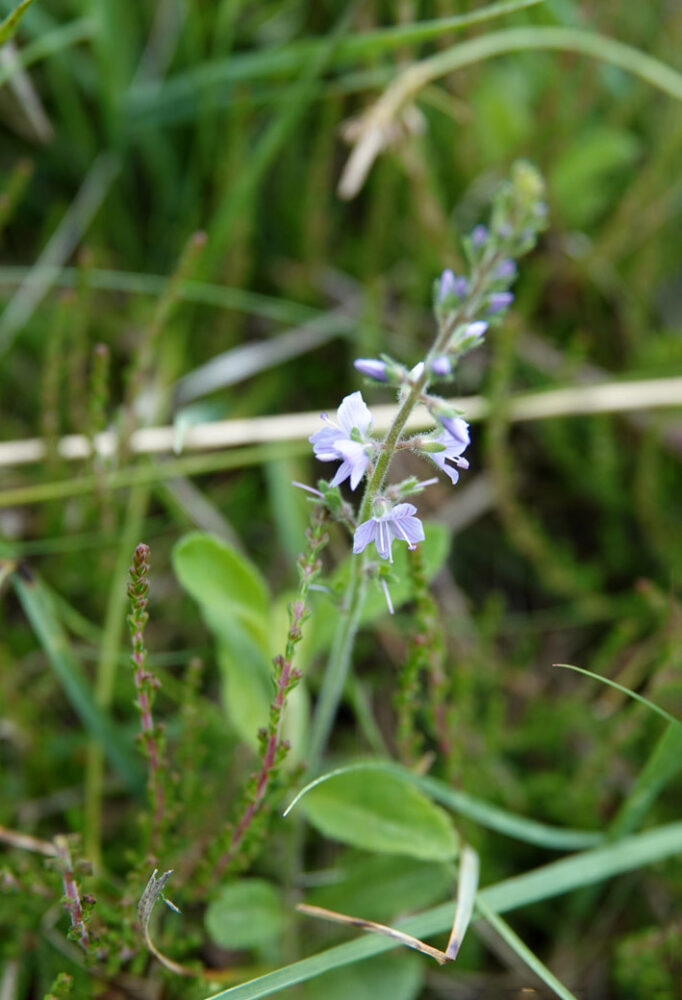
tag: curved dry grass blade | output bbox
[296,903,450,965]
[138,869,189,977]
[446,844,479,960]
[339,26,682,198]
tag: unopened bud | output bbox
[354,358,388,382]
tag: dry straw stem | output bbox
[0,822,57,857]
[338,25,682,198]
[297,843,479,966]
[1,375,682,470]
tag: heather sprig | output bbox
[53,835,93,953]
[402,541,452,768]
[127,543,166,850]
[211,503,330,879]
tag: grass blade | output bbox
[0,17,96,88]
[554,662,680,725]
[0,265,318,325]
[610,722,682,837]
[445,844,479,960]
[127,1,545,123]
[0,0,36,46]
[8,563,143,792]
[203,821,682,1000]
[475,896,579,1000]
[0,153,119,358]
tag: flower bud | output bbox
[471,224,489,247]
[438,269,468,302]
[496,258,517,280]
[354,358,388,382]
[430,355,452,377]
[488,292,514,315]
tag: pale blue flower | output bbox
[353,502,425,562]
[427,427,470,486]
[439,415,470,448]
[472,224,489,247]
[309,391,373,490]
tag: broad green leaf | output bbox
[173,533,272,747]
[0,0,37,46]
[205,880,285,950]
[297,769,458,861]
[205,821,682,1000]
[303,953,422,1000]
[471,63,534,159]
[307,854,453,924]
[286,762,603,851]
[217,633,273,751]
[550,126,640,227]
[172,532,269,644]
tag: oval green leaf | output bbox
[205,879,285,950]
[172,532,269,642]
[298,768,458,861]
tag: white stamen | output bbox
[381,578,394,615]
[292,481,324,498]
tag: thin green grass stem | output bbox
[0,16,94,87]
[127,0,544,119]
[306,557,367,771]
[475,897,579,1000]
[0,443,309,509]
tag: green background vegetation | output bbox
[1,1,681,997]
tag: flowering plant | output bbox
[300,161,548,763]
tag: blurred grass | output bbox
[1,0,682,997]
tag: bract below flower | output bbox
[353,502,425,562]
[309,390,373,490]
